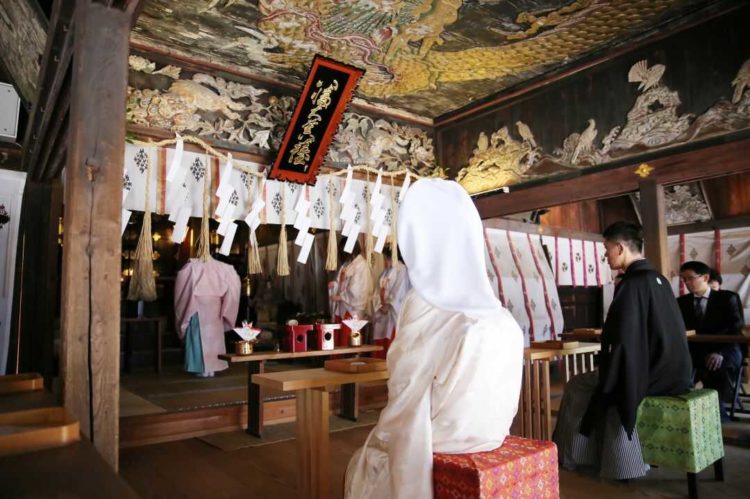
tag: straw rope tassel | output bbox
[196,158,211,261]
[390,175,399,267]
[128,154,157,301]
[325,178,338,271]
[277,183,290,276]
[365,170,373,267]
[247,178,263,274]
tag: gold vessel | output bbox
[235,340,255,355]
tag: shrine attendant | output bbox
[344,179,523,499]
[371,245,410,358]
[332,238,374,333]
[174,258,240,377]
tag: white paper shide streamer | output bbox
[165,135,191,243]
[339,165,360,253]
[294,186,315,264]
[369,169,389,254]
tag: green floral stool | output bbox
[636,389,724,499]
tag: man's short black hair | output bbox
[602,221,643,253]
[708,268,723,285]
[680,260,711,276]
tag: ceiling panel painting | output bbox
[132,0,718,118]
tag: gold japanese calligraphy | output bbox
[289,79,340,169]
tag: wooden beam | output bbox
[37,71,71,180]
[475,134,750,218]
[482,217,603,242]
[639,180,670,276]
[22,0,75,180]
[667,214,750,235]
[8,181,62,382]
[46,140,69,181]
[60,0,131,471]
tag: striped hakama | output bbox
[553,371,649,480]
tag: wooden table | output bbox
[253,368,390,499]
[552,342,602,383]
[516,343,601,441]
[121,316,167,373]
[560,331,601,342]
[219,345,382,437]
[518,349,557,440]
[687,334,750,344]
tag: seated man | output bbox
[553,221,691,480]
[678,261,745,419]
[344,179,523,498]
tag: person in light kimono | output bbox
[174,258,240,377]
[331,238,374,341]
[371,245,410,358]
[344,179,524,499]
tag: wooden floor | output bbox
[120,424,750,499]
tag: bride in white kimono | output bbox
[345,179,524,499]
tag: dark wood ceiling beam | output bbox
[42,121,69,182]
[474,132,750,219]
[22,0,75,180]
[46,136,68,182]
[36,70,71,180]
[667,214,750,236]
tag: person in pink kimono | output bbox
[371,245,410,358]
[174,258,240,377]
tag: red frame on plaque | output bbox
[269,55,364,185]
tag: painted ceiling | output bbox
[131,0,718,119]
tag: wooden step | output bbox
[120,382,388,448]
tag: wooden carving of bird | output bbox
[516,121,537,148]
[571,119,598,165]
[731,59,750,104]
[628,60,666,92]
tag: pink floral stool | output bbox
[433,436,559,499]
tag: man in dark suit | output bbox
[678,261,745,418]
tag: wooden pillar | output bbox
[60,0,131,470]
[9,180,63,383]
[639,179,670,276]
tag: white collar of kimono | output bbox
[397,179,503,319]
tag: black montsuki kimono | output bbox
[581,259,692,438]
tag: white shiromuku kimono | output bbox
[334,253,374,320]
[345,179,524,499]
[174,258,240,374]
[371,263,410,343]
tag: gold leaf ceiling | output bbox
[131,0,719,119]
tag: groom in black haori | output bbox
[553,221,692,480]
